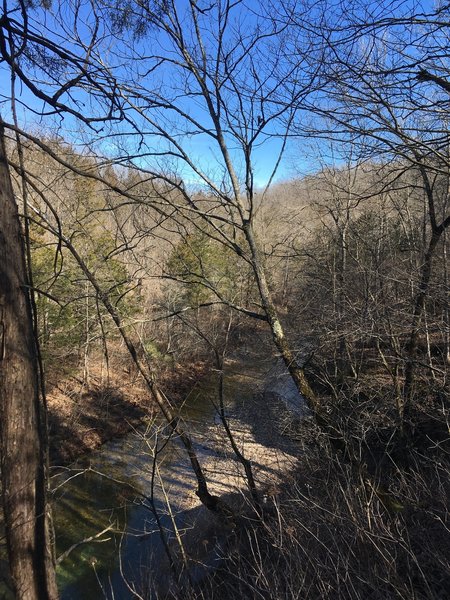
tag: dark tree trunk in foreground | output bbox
[0,122,58,599]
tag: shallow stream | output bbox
[1,352,305,599]
[54,374,223,599]
[53,364,264,600]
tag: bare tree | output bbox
[297,0,450,423]
[92,0,324,413]
[0,0,125,594]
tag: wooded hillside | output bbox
[0,1,448,598]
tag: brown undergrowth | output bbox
[45,336,449,599]
[166,365,449,600]
[47,347,210,465]
[173,427,448,600]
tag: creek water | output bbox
[53,363,263,600]
[0,352,304,599]
[53,374,223,600]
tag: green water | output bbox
[1,354,281,599]
[0,374,224,599]
[53,374,225,599]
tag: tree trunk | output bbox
[0,122,58,599]
[443,229,450,366]
[403,229,442,415]
[53,235,229,518]
[244,222,321,416]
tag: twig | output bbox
[56,525,114,565]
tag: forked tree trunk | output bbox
[402,161,450,426]
[0,122,58,599]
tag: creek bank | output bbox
[145,351,307,588]
[51,340,308,598]
[48,357,210,465]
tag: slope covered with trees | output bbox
[0,0,448,598]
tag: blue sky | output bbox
[1,0,441,188]
[0,0,312,188]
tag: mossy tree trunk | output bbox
[243,221,321,416]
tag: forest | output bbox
[0,0,449,598]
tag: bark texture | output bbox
[0,123,58,599]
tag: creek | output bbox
[1,352,305,599]
[0,369,231,599]
[53,373,224,600]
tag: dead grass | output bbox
[170,413,449,600]
[162,362,450,600]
